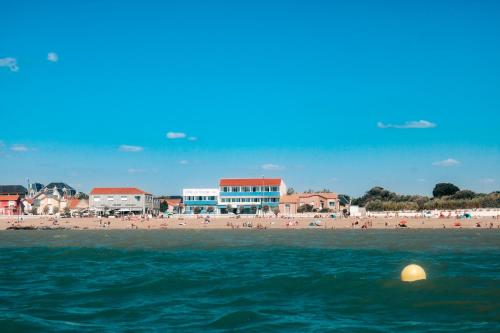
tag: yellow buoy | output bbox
[401,264,427,282]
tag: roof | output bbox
[280,192,338,203]
[219,178,282,186]
[163,198,182,206]
[90,187,147,195]
[68,198,89,209]
[0,185,28,195]
[0,195,20,201]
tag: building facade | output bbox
[90,187,159,215]
[183,189,219,214]
[0,195,22,215]
[219,178,287,214]
[279,193,340,215]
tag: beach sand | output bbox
[1,215,499,230]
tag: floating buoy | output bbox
[401,264,427,282]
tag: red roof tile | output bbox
[219,178,282,186]
[0,195,20,201]
[90,188,146,195]
[165,199,182,206]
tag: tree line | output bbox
[351,183,500,211]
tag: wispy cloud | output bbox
[118,145,144,152]
[377,120,436,129]
[479,178,495,184]
[417,178,427,183]
[10,144,29,152]
[47,52,59,62]
[432,158,460,167]
[166,132,187,139]
[261,163,284,171]
[0,57,19,72]
[179,160,189,165]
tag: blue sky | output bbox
[1,0,499,196]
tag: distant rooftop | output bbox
[220,178,282,186]
[90,187,148,195]
[0,185,28,195]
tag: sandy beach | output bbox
[1,215,499,230]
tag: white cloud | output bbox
[261,163,284,171]
[119,145,144,152]
[179,160,189,165]
[0,57,19,72]
[166,132,187,139]
[10,144,29,152]
[479,178,495,184]
[47,52,58,62]
[432,158,460,167]
[377,120,436,129]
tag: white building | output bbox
[182,189,220,214]
[90,187,159,215]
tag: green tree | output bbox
[193,207,202,214]
[451,190,476,200]
[272,207,280,216]
[53,207,59,214]
[207,206,215,214]
[31,207,38,215]
[262,205,270,214]
[433,183,460,198]
[42,206,49,215]
[297,204,314,213]
[159,200,168,213]
[64,207,71,215]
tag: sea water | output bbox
[0,230,499,332]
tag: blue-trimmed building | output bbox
[219,178,287,214]
[182,188,220,214]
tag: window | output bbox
[231,187,239,192]
[263,186,270,192]
[242,187,251,192]
[223,187,229,192]
[329,201,335,207]
[121,196,128,201]
[271,186,279,192]
[107,196,114,201]
[93,197,101,202]
[252,187,259,192]
[134,196,141,201]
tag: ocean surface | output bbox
[0,230,499,332]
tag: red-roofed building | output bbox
[280,193,340,215]
[0,195,22,215]
[89,187,159,215]
[159,198,183,214]
[218,178,287,214]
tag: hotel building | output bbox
[90,187,159,215]
[182,189,220,214]
[219,178,287,214]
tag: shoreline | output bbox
[1,216,499,231]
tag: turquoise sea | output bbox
[1,230,499,332]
